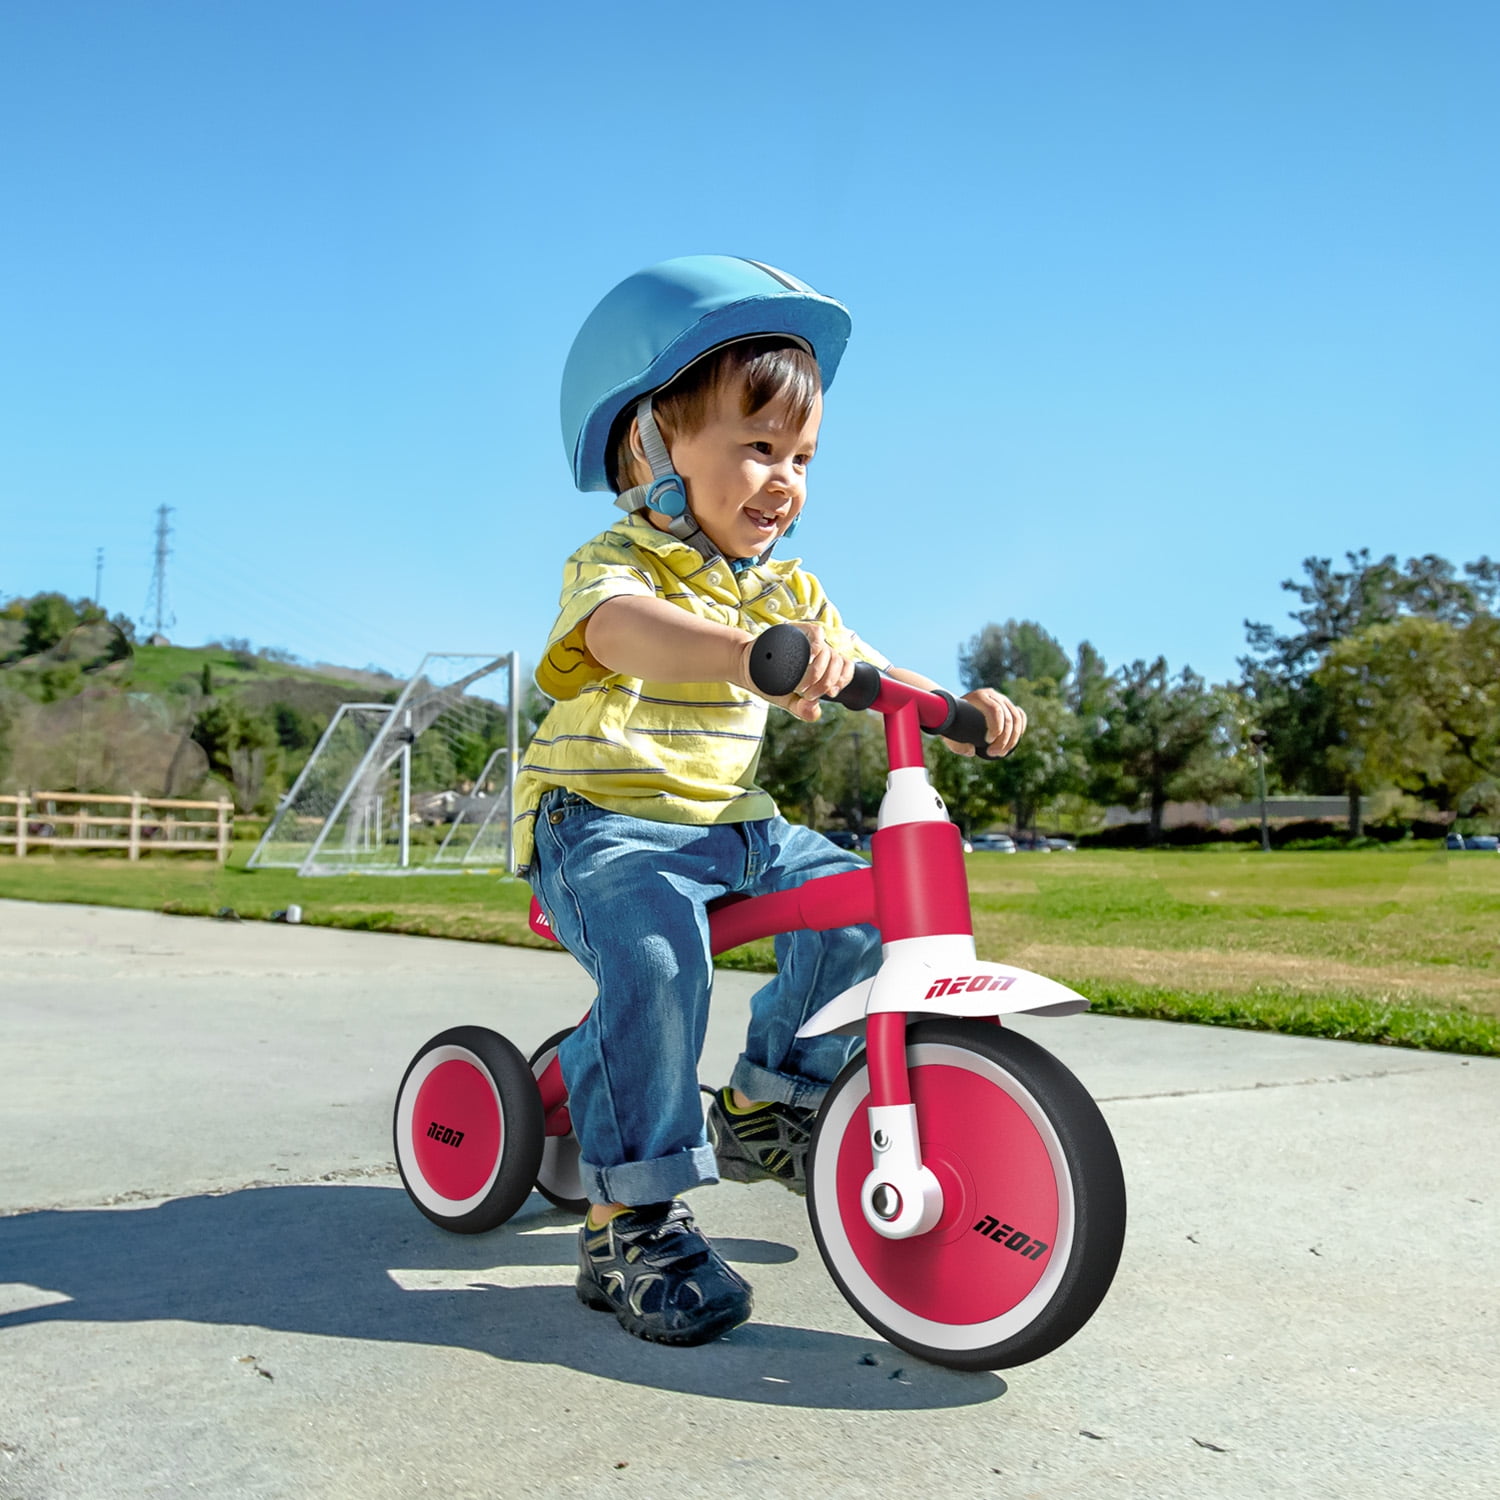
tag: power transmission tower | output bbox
[144,506,175,639]
[94,547,104,606]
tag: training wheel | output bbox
[393,1025,544,1234]
[529,1027,589,1215]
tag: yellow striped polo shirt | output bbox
[512,511,888,871]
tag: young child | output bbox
[516,256,1025,1347]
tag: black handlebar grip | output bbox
[746,624,812,698]
[930,690,999,759]
[830,662,883,712]
[748,625,886,710]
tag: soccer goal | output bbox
[247,653,521,876]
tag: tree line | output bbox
[7,549,1498,839]
[756,550,1500,844]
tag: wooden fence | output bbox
[0,792,233,862]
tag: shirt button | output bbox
[768,601,781,613]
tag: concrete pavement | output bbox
[1,897,1496,1499]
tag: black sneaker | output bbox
[704,1086,814,1196]
[576,1200,752,1347]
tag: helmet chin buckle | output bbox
[645,474,687,518]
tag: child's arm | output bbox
[584,595,850,723]
[586,596,1027,752]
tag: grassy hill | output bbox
[119,641,397,709]
[1,595,402,808]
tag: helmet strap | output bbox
[611,398,698,540]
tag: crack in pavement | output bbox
[1097,1060,1459,1104]
[0,1161,400,1219]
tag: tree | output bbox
[1239,550,1496,832]
[1090,659,1245,843]
[927,737,1011,840]
[20,594,80,656]
[960,620,1071,694]
[1240,550,1408,816]
[981,679,1083,832]
[271,702,320,753]
[191,700,278,812]
[756,704,884,831]
[756,707,826,826]
[1315,615,1500,818]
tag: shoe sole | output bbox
[576,1278,752,1347]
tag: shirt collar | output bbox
[612,510,800,583]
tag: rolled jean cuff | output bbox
[578,1142,719,1206]
[730,1058,834,1113]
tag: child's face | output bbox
[658,379,822,559]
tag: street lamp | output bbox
[1249,729,1270,852]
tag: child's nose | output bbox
[767,458,801,494]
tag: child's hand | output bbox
[737,621,854,721]
[946,688,1027,758]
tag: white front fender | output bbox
[796,934,1088,1038]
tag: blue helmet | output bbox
[561,255,851,494]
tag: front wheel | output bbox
[807,1018,1126,1371]
[393,1025,544,1234]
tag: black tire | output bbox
[807,1018,1126,1371]
[393,1025,544,1234]
[528,1027,589,1215]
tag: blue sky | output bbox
[4,1,1496,693]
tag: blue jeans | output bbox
[528,788,878,1206]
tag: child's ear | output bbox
[619,417,653,490]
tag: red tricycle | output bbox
[393,625,1126,1370]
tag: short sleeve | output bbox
[535,539,657,701]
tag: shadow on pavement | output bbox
[0,1184,1004,1411]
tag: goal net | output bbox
[247,653,520,876]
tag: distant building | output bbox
[1103,796,1371,830]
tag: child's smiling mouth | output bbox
[744,507,784,533]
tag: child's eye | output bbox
[750,441,773,455]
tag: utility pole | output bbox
[94,547,104,607]
[144,506,175,639]
[1250,730,1270,852]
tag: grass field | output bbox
[2,843,1497,1056]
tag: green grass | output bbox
[3,842,1498,1056]
[119,643,364,697]
[1068,979,1500,1057]
[0,846,544,947]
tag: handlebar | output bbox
[746,623,1000,759]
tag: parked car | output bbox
[1460,834,1498,851]
[1012,834,1052,852]
[1044,837,1076,852]
[822,830,861,850]
[970,833,1017,853]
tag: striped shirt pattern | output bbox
[513,512,888,869]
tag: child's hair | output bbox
[607,335,821,493]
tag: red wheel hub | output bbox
[835,1063,1060,1324]
[411,1058,502,1201]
